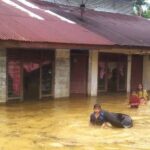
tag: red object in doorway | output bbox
[8,61,21,96]
[23,63,39,73]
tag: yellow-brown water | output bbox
[0,94,150,150]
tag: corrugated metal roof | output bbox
[0,0,113,46]
[32,0,150,47]
[1,0,150,48]
[77,11,150,47]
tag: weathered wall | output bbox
[54,49,70,98]
[127,55,132,93]
[0,49,7,103]
[143,55,150,90]
[88,50,98,96]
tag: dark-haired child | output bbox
[90,104,111,127]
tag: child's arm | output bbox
[101,122,112,128]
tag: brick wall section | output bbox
[54,49,70,98]
[0,49,7,103]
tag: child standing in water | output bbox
[129,91,140,108]
[137,84,149,104]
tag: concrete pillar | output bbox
[0,49,7,103]
[143,55,150,90]
[88,50,98,96]
[127,55,132,93]
[54,49,70,98]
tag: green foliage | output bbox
[135,0,145,5]
[142,9,150,18]
[133,0,150,17]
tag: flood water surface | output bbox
[0,95,150,150]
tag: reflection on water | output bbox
[0,94,150,150]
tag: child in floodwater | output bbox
[137,84,149,104]
[90,104,133,128]
[90,104,111,128]
[129,91,140,108]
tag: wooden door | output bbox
[70,51,88,95]
[131,55,143,90]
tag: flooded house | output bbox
[0,0,150,103]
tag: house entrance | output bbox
[7,49,54,101]
[131,55,143,90]
[23,62,40,100]
[70,50,89,95]
[98,53,127,92]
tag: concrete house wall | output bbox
[143,55,150,90]
[0,49,7,103]
[54,49,70,98]
[0,47,149,103]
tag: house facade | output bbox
[0,0,150,103]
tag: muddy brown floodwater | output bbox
[0,94,150,150]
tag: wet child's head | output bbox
[93,104,101,113]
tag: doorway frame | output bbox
[70,49,89,96]
[131,55,143,90]
[6,49,55,101]
[98,53,127,93]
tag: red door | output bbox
[131,55,143,90]
[70,50,88,95]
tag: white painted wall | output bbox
[127,55,132,93]
[143,55,150,90]
[88,50,98,96]
[54,49,70,98]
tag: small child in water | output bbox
[137,84,149,104]
[90,104,111,127]
[129,91,140,108]
[90,104,133,128]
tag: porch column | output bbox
[127,55,132,93]
[143,55,150,90]
[88,50,98,96]
[0,49,7,103]
[54,49,70,98]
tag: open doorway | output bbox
[23,62,40,100]
[98,53,127,93]
[70,50,89,95]
[131,55,143,90]
[7,49,54,101]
